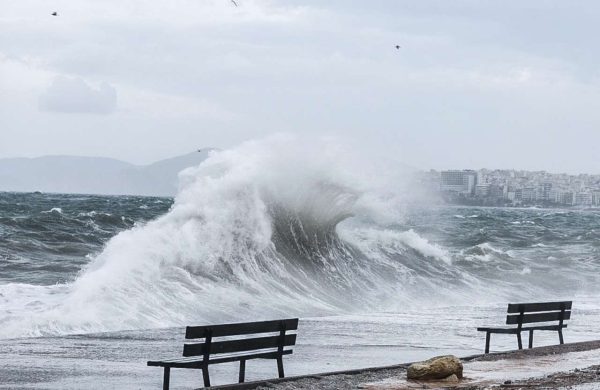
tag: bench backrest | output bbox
[182,318,298,358]
[505,301,572,328]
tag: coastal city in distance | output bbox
[418,169,600,208]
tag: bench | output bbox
[147,318,298,389]
[477,301,571,353]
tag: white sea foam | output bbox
[477,242,506,255]
[460,242,510,263]
[520,267,532,275]
[341,227,453,264]
[77,211,98,217]
[42,207,63,214]
[397,229,452,264]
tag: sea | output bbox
[1,140,600,388]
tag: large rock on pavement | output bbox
[407,355,463,380]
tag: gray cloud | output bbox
[1,1,600,172]
[38,76,117,114]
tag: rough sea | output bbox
[1,138,599,388]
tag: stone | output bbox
[406,355,463,380]
[440,374,459,383]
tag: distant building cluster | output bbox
[419,169,600,207]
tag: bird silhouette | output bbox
[395,45,401,49]
[231,0,238,6]
[51,11,58,16]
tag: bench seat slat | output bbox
[148,356,207,364]
[507,301,572,313]
[477,327,518,334]
[506,310,571,325]
[147,359,203,368]
[186,318,299,339]
[148,349,293,368]
[478,324,567,333]
[183,334,296,357]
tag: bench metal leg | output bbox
[163,367,170,390]
[485,332,491,354]
[239,360,246,383]
[277,356,284,378]
[516,332,523,350]
[558,329,564,345]
[202,366,211,388]
[529,330,534,349]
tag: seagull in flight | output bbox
[51,11,58,16]
[231,0,238,6]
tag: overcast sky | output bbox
[1,1,600,173]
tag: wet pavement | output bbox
[261,341,600,390]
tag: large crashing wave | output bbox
[0,136,458,338]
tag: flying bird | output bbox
[231,0,238,6]
[395,45,401,49]
[51,11,58,16]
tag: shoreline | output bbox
[209,340,600,390]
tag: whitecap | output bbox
[520,267,532,275]
[77,211,98,217]
[42,207,63,214]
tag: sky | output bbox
[1,0,600,173]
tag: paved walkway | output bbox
[212,341,600,389]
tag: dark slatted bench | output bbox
[148,318,298,389]
[477,301,572,353]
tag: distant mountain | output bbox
[0,149,214,196]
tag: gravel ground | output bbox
[498,365,600,389]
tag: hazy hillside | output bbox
[0,150,213,196]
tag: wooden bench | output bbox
[477,301,571,353]
[147,318,298,389]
